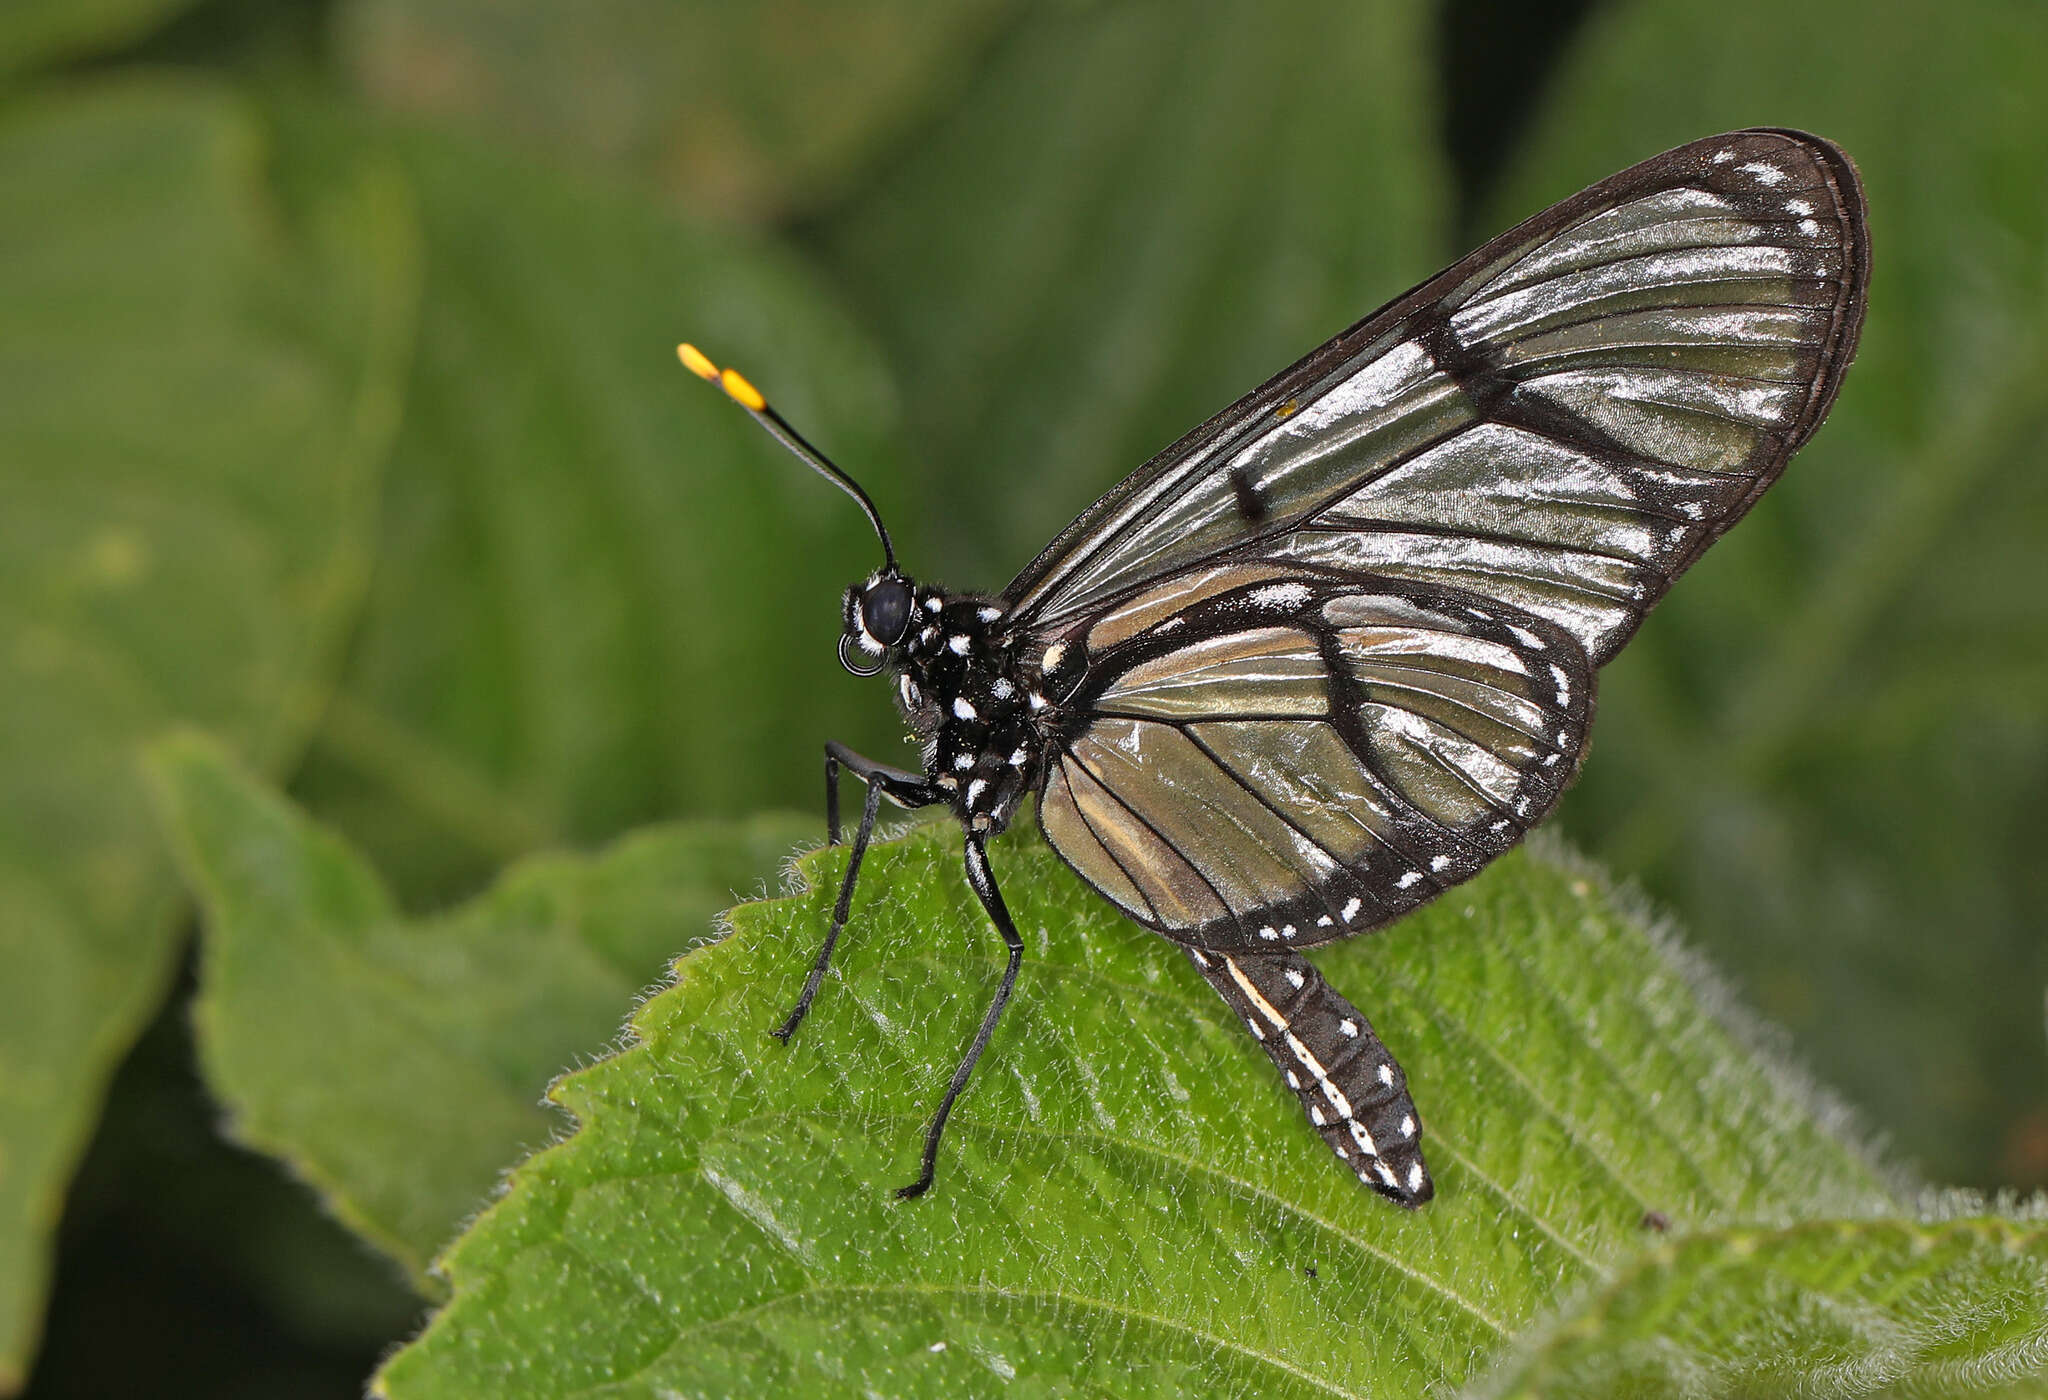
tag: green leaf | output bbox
[0,0,198,77]
[334,0,1019,222]
[283,113,910,905]
[145,730,817,1290]
[814,0,1451,588]
[1483,0,2048,1188]
[374,815,1897,1396]
[0,79,416,1387]
[1467,1213,2048,1399]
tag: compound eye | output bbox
[860,578,913,647]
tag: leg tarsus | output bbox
[896,835,1024,1200]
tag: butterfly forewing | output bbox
[1037,576,1590,949]
[1005,129,1867,667]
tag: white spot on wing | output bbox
[1248,582,1313,609]
[1339,1019,1358,1038]
[1284,968,1305,990]
[1342,898,1361,923]
[1740,160,1788,186]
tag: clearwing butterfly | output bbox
[680,128,1869,1205]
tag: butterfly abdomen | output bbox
[1188,946,1432,1205]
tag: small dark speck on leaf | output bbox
[1641,1210,1671,1233]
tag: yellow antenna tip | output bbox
[720,367,767,412]
[676,342,719,381]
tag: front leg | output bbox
[896,834,1024,1199]
[774,742,940,1042]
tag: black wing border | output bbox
[1000,128,1871,628]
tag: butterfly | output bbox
[679,128,1869,1206]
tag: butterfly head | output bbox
[840,568,917,676]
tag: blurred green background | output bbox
[4,0,2044,1393]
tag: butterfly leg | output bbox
[1185,947,1434,1206]
[896,833,1023,1200]
[773,743,938,1043]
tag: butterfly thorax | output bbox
[887,585,1060,836]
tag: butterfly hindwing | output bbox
[1004,129,1868,668]
[1035,571,1591,949]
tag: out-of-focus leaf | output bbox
[374,817,1892,1397]
[1485,1,2048,1189]
[1466,1213,2048,1399]
[147,730,817,1288]
[0,79,415,1389]
[0,0,198,77]
[335,0,1018,222]
[285,113,907,906]
[816,0,1451,588]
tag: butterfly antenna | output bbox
[677,343,897,571]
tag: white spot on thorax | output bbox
[953,697,977,721]
[953,753,974,771]
[990,677,1014,699]
[966,778,987,806]
[949,634,970,655]
[978,606,1002,623]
